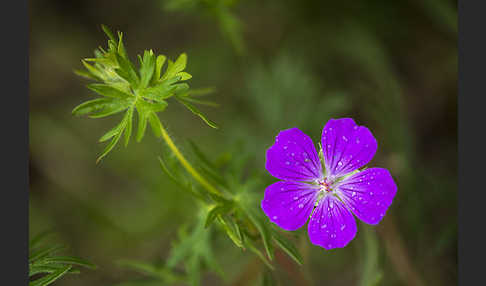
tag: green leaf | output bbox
[72,98,114,116]
[179,97,219,107]
[81,60,104,81]
[86,83,132,99]
[272,232,303,265]
[101,24,116,42]
[150,101,168,113]
[140,76,180,102]
[153,54,167,83]
[88,99,131,118]
[97,119,126,163]
[176,71,192,80]
[244,206,274,261]
[115,53,140,88]
[216,215,243,248]
[99,120,126,142]
[29,265,80,276]
[186,87,216,97]
[124,107,134,146]
[161,53,187,81]
[139,50,156,88]
[176,97,218,129]
[173,83,190,95]
[74,69,98,80]
[135,102,149,142]
[29,245,66,262]
[29,265,72,286]
[205,204,232,228]
[38,256,97,269]
[117,31,128,59]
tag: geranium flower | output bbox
[261,118,397,250]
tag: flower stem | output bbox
[159,123,223,198]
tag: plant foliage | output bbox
[29,231,96,286]
[73,25,218,163]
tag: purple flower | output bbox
[261,118,397,250]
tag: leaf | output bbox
[101,24,116,42]
[140,76,180,102]
[216,215,244,248]
[272,232,303,265]
[86,83,132,99]
[124,107,134,146]
[205,204,232,228]
[88,99,131,118]
[97,120,126,163]
[117,31,128,59]
[29,265,80,276]
[176,71,192,80]
[39,256,97,269]
[153,54,167,83]
[71,98,113,116]
[99,119,127,142]
[150,101,168,113]
[139,50,156,88]
[161,53,187,81]
[115,53,140,88]
[29,265,72,286]
[73,69,98,80]
[179,97,219,107]
[81,60,104,80]
[186,87,216,97]
[29,245,66,262]
[246,209,274,261]
[173,83,190,95]
[135,101,149,142]
[176,97,218,129]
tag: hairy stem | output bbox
[159,123,223,198]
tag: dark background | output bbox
[29,0,457,285]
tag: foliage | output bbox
[29,231,96,286]
[73,25,217,163]
[116,212,223,286]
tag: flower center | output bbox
[317,178,332,192]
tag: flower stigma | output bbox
[317,178,333,193]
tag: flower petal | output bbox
[307,195,357,250]
[321,118,377,178]
[335,168,397,225]
[266,128,322,181]
[261,181,320,231]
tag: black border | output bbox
[458,0,485,285]
[1,0,29,284]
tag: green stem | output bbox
[159,123,223,198]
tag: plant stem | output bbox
[159,123,224,198]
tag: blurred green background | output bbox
[29,0,457,285]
